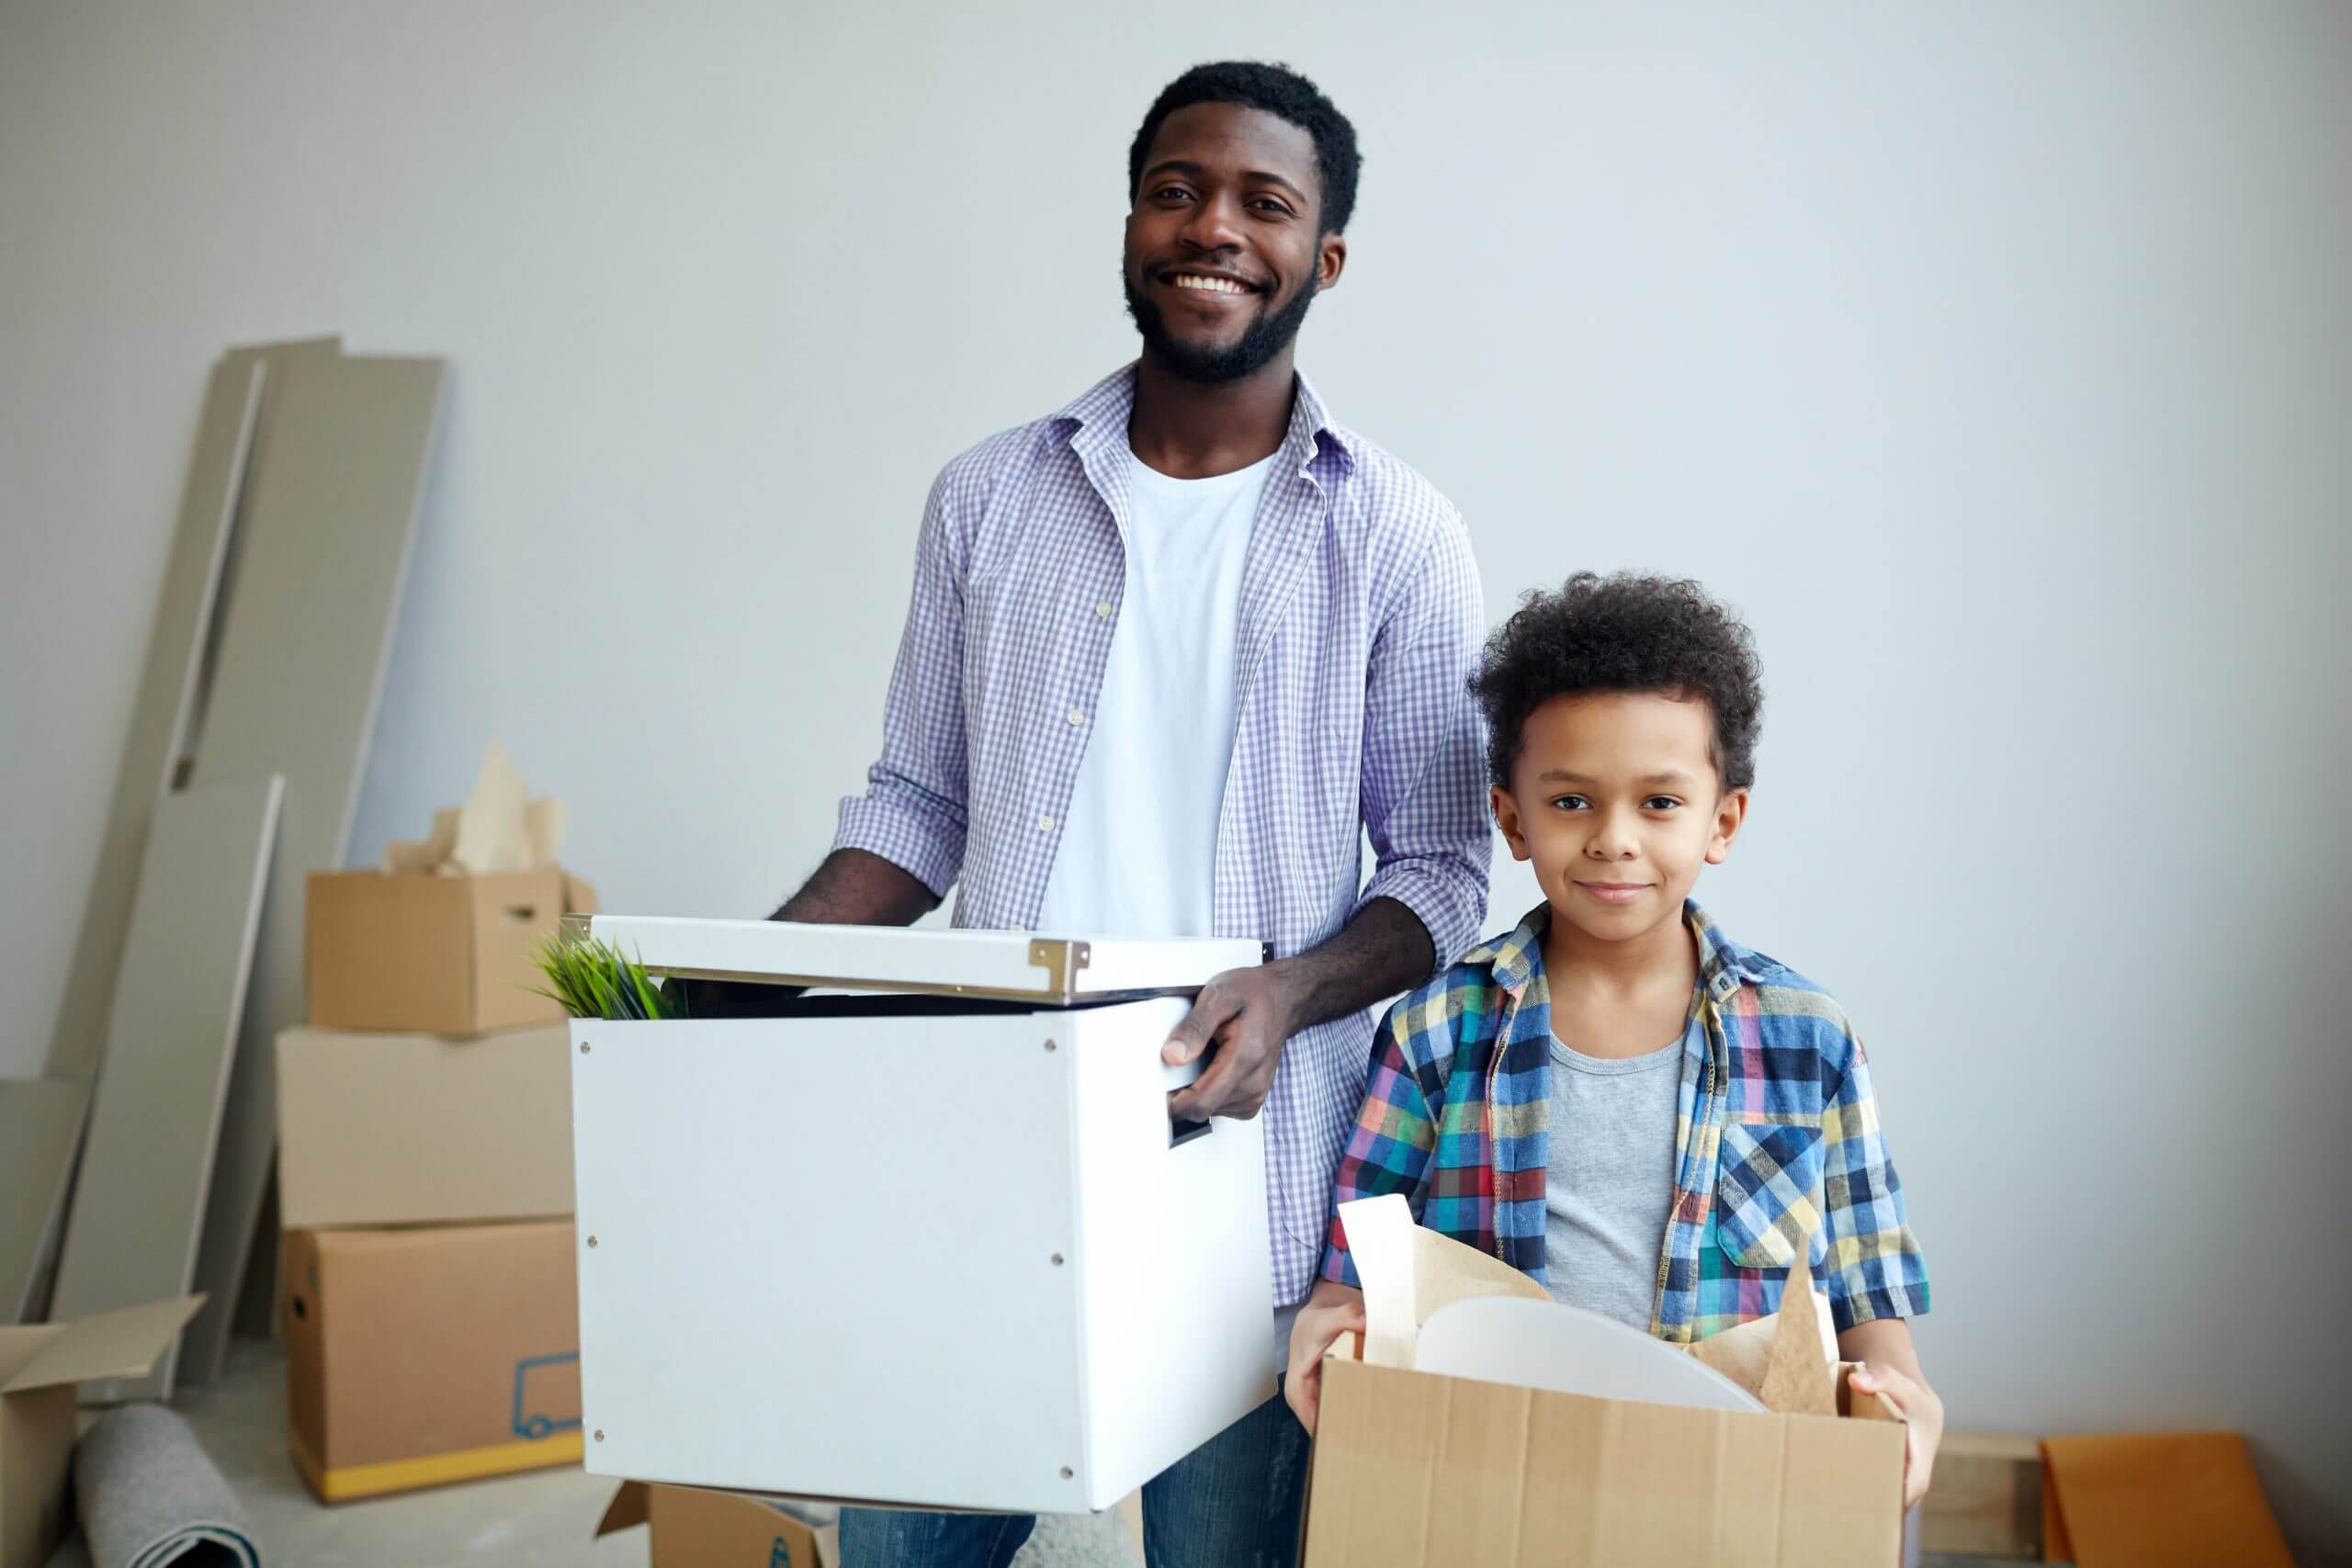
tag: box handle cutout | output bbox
[1169,1106,1213,1149]
[503,904,538,924]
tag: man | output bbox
[778,62,1488,1566]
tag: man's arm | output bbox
[767,847,939,927]
[1163,897,1431,1121]
[1165,506,1487,1121]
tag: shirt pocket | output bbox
[1715,1121,1826,1271]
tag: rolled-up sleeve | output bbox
[1354,512,1490,968]
[1819,1026,1932,1330]
[832,468,969,897]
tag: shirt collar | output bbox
[1049,362,1355,481]
[1483,897,1767,1005]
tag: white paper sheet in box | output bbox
[567,919,1274,1514]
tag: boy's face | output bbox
[1493,691,1749,945]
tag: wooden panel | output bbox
[179,352,446,1382]
[0,1078,92,1322]
[41,336,334,1083]
[1919,1430,2042,1558]
[48,778,280,1402]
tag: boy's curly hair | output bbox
[1473,571,1764,793]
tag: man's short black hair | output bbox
[1473,571,1766,793]
[1128,62,1362,235]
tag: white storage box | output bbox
[567,919,1274,1514]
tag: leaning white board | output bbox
[180,352,447,1382]
[580,915,1263,1001]
[571,995,1273,1513]
[50,777,282,1402]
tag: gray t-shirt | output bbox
[1541,1000,1696,1329]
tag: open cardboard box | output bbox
[595,1482,839,1567]
[1300,1196,1907,1568]
[307,746,596,1034]
[306,868,595,1034]
[0,1297,203,1568]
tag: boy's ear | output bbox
[1491,785,1531,862]
[1703,787,1750,865]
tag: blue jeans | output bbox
[838,1386,1308,1568]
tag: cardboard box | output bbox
[1298,1197,1907,1568]
[565,920,1274,1514]
[595,1482,838,1567]
[0,1297,201,1568]
[306,868,596,1034]
[276,1022,573,1229]
[285,1221,581,1502]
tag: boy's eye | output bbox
[1645,796,1681,811]
[1551,795,1589,811]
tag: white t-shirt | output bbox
[1033,447,1277,939]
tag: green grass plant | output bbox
[528,931,688,1021]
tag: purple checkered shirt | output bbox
[834,363,1491,1304]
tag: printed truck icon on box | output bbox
[511,1350,582,1439]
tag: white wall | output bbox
[4,0,2346,1552]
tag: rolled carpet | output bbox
[73,1404,260,1568]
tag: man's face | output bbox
[1493,692,1749,948]
[1124,102,1346,384]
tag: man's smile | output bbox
[1153,266,1265,303]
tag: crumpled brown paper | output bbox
[381,741,566,875]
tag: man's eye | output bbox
[1154,186,1193,202]
[1250,197,1293,216]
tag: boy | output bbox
[1285,571,1942,1505]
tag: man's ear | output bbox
[1492,784,1530,862]
[1703,787,1751,865]
[1317,232,1347,291]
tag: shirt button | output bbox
[1067,708,1086,727]
[1093,601,1113,618]
[1038,815,1056,831]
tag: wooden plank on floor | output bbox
[0,1077,94,1322]
[1920,1430,2042,1558]
[49,777,282,1402]
[178,351,446,1383]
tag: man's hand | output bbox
[1163,964,1305,1122]
[1283,1282,1366,1433]
[1849,1361,1944,1508]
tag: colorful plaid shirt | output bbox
[834,364,1491,1305]
[1320,900,1930,1340]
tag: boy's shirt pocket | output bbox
[1713,1121,1826,1270]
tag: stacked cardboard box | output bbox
[277,858,590,1503]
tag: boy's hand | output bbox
[1849,1362,1944,1507]
[1164,965,1303,1121]
[1283,1285,1367,1433]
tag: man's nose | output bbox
[1178,192,1247,254]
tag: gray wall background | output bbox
[3,1,2345,1554]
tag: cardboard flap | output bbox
[1336,1195,1546,1370]
[562,874,599,916]
[2040,1432,2293,1568]
[595,1480,650,1539]
[3,1296,204,1392]
[0,1324,65,1387]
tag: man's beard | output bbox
[1124,267,1319,385]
